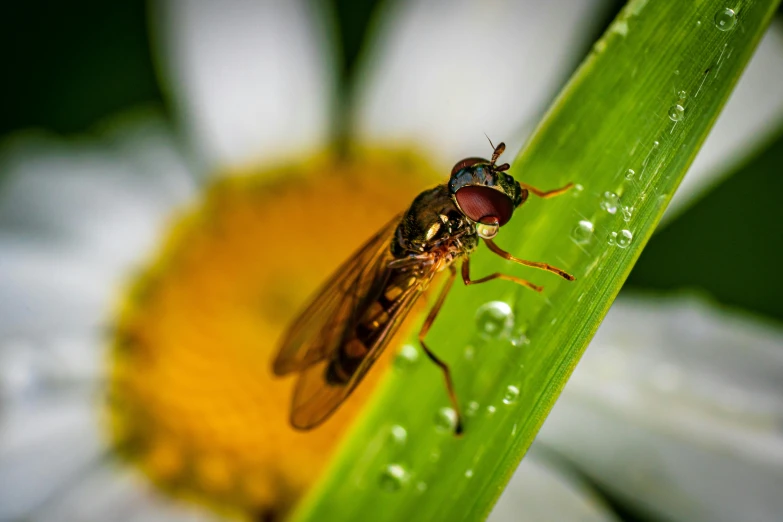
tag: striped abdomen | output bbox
[325,268,418,385]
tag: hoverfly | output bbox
[273,141,574,434]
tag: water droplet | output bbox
[625,168,635,180]
[379,464,409,491]
[653,140,660,147]
[394,344,419,370]
[502,385,520,405]
[429,450,441,463]
[486,405,497,416]
[466,401,480,417]
[600,192,619,214]
[416,481,428,493]
[714,8,736,31]
[668,104,684,121]
[476,222,499,239]
[463,344,475,361]
[678,90,687,99]
[616,229,633,248]
[571,184,584,197]
[621,206,634,222]
[475,301,513,339]
[696,20,702,27]
[389,425,407,445]
[434,406,458,432]
[608,231,617,246]
[674,69,680,75]
[465,469,474,478]
[571,220,594,245]
[509,326,530,347]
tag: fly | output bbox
[272,141,574,434]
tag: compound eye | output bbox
[454,186,515,226]
[451,157,489,176]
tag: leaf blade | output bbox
[294,1,781,520]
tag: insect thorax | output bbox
[392,185,478,260]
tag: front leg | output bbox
[461,258,543,293]
[483,239,575,281]
[518,181,574,199]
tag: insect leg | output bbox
[419,264,464,435]
[518,181,574,198]
[483,239,575,281]
[461,258,543,293]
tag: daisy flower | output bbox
[1,1,782,521]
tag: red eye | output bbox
[451,157,489,176]
[454,186,514,226]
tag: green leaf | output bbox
[293,1,780,520]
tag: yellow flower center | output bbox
[106,151,438,519]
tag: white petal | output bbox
[490,449,618,522]
[1,336,102,404]
[538,296,783,522]
[666,21,783,222]
[0,116,195,337]
[354,0,608,164]
[33,464,221,522]
[0,396,104,520]
[156,0,336,172]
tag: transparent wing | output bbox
[272,212,442,430]
[289,275,428,429]
[272,214,403,375]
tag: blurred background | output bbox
[1,1,782,521]
[2,0,780,321]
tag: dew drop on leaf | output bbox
[509,325,530,347]
[625,168,636,180]
[379,464,409,491]
[714,8,736,31]
[668,104,685,121]
[502,385,520,405]
[571,220,594,245]
[389,425,407,445]
[475,301,513,339]
[600,192,620,214]
[616,229,633,248]
[434,406,458,432]
[394,344,419,370]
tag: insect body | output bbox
[273,142,574,434]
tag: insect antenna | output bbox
[484,134,507,167]
[484,133,495,151]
